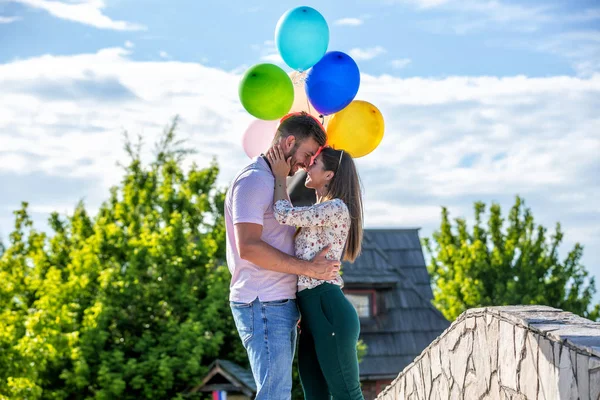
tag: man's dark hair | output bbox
[272,112,327,147]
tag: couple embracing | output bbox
[225,112,365,400]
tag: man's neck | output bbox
[260,153,273,173]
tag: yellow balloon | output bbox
[326,100,384,158]
[288,71,331,127]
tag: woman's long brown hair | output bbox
[319,147,364,262]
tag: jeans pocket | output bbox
[262,298,292,306]
[230,302,254,346]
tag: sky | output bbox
[0,0,599,302]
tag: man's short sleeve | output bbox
[231,172,273,226]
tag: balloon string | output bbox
[297,71,324,127]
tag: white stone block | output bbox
[488,372,500,399]
[499,320,518,391]
[422,351,432,398]
[396,378,405,400]
[405,368,415,397]
[557,347,578,399]
[450,331,473,390]
[431,375,450,400]
[462,363,479,399]
[576,353,589,400]
[514,324,527,389]
[431,345,443,381]
[408,392,420,400]
[474,317,493,393]
[442,347,452,382]
[519,332,539,400]
[379,390,393,400]
[590,367,600,400]
[449,382,460,400]
[537,337,559,400]
[414,362,425,400]
[488,318,500,374]
[466,316,476,330]
[511,391,528,400]
[589,355,600,370]
[444,325,462,352]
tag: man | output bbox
[225,112,339,399]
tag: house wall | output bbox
[376,306,600,399]
[361,381,378,400]
[361,379,393,399]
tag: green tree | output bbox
[423,196,600,322]
[0,119,245,399]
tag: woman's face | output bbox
[305,154,333,190]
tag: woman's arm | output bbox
[274,175,289,204]
[274,199,347,227]
[266,145,292,205]
[266,144,293,206]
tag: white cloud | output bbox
[257,39,285,66]
[124,40,134,49]
[390,58,411,69]
[0,47,599,292]
[458,1,554,24]
[538,31,600,77]
[159,50,170,59]
[334,17,363,26]
[393,0,452,9]
[0,16,21,23]
[260,53,284,64]
[394,0,555,34]
[349,46,387,61]
[11,0,145,31]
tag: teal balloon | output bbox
[275,6,329,71]
[239,63,294,120]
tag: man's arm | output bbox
[235,222,339,281]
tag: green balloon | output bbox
[239,63,294,120]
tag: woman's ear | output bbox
[325,171,335,182]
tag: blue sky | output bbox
[2,0,599,76]
[0,0,599,304]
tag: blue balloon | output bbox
[305,51,360,116]
[275,6,329,71]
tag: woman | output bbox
[266,144,364,400]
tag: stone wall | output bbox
[376,306,600,400]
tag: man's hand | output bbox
[305,245,340,280]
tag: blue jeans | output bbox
[230,298,300,400]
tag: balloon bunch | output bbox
[239,6,384,159]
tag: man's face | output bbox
[284,137,320,176]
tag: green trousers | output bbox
[297,283,364,400]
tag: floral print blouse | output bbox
[273,198,350,291]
